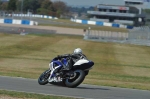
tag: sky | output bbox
[52,0,150,8]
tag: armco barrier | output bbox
[0,26,56,34]
[71,18,134,29]
[0,19,37,26]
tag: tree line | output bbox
[0,0,69,17]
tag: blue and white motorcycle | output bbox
[38,56,94,88]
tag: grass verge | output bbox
[0,33,150,90]
[0,90,81,99]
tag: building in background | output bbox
[87,0,147,26]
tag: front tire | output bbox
[38,69,50,85]
[64,70,85,88]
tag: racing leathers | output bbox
[54,53,87,71]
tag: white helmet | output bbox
[74,48,82,54]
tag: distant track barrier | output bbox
[0,18,38,26]
[71,18,134,29]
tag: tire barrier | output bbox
[4,19,13,24]
[21,20,30,25]
[0,19,38,26]
[71,18,134,29]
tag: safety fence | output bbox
[84,26,150,46]
[7,14,58,19]
[128,26,150,40]
[84,30,128,40]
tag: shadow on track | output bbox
[46,82,110,90]
[77,86,109,90]
[47,82,66,87]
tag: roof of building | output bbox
[124,0,144,3]
[98,4,128,7]
[97,4,138,9]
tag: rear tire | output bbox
[64,70,85,88]
[38,69,50,85]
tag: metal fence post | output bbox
[88,27,91,38]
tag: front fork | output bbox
[48,67,63,82]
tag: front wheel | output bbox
[63,70,85,88]
[38,69,51,85]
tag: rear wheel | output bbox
[63,70,85,88]
[38,69,50,85]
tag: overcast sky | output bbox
[53,0,150,8]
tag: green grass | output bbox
[0,33,150,90]
[0,90,81,99]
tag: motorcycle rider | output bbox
[54,48,87,72]
[49,48,89,82]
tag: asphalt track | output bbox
[0,76,150,99]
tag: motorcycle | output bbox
[38,56,94,88]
